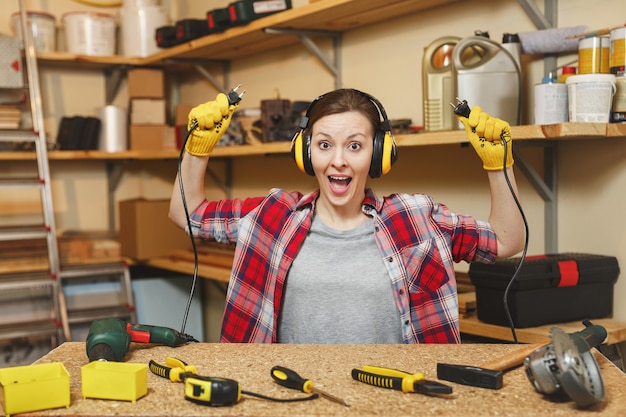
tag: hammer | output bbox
[436,342,546,390]
[437,323,607,390]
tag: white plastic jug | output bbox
[422,36,460,131]
[452,35,521,127]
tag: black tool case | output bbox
[468,253,619,328]
[228,0,292,25]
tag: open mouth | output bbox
[328,175,352,187]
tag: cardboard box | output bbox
[129,125,167,151]
[119,199,191,260]
[175,104,194,126]
[130,98,167,125]
[127,68,164,98]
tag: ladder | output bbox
[1,2,137,351]
[60,262,137,337]
[0,5,63,346]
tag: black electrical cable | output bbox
[175,87,244,335]
[500,133,529,344]
[452,99,529,344]
[242,391,319,403]
[177,120,199,335]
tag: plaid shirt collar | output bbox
[293,188,383,213]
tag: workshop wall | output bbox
[1,0,625,339]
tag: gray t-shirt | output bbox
[277,215,403,343]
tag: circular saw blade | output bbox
[551,327,605,408]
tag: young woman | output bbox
[169,88,524,344]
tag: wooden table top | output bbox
[11,342,626,416]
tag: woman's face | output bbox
[310,110,373,211]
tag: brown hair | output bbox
[306,89,382,137]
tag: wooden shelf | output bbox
[35,0,461,69]
[1,123,625,161]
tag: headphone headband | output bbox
[291,89,397,178]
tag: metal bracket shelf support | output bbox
[513,142,558,253]
[263,28,342,89]
[104,67,128,105]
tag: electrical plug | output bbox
[452,98,471,118]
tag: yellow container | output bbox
[0,362,70,417]
[81,361,148,402]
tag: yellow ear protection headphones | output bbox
[290,90,397,178]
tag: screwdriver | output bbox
[270,365,350,407]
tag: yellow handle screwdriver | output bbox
[270,365,350,407]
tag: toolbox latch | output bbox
[557,260,579,287]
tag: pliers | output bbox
[149,357,198,382]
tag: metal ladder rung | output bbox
[0,273,54,293]
[0,130,38,143]
[67,305,135,324]
[59,262,137,326]
[0,320,60,340]
[59,263,128,279]
[0,177,43,189]
[0,225,49,241]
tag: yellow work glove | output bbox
[457,106,513,171]
[186,93,238,156]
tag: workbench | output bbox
[8,342,626,416]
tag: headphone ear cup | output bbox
[291,130,306,174]
[369,130,397,178]
[369,129,384,178]
[291,130,315,176]
[380,132,397,177]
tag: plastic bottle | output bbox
[501,33,522,73]
[452,35,521,126]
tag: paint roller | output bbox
[518,25,588,54]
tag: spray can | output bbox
[452,33,521,127]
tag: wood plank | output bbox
[460,314,626,345]
[457,291,476,314]
[32,0,462,67]
[2,123,625,162]
[169,247,235,269]
[146,256,231,283]
[141,0,462,64]
[608,122,626,137]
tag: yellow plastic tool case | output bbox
[0,362,70,416]
[82,361,148,402]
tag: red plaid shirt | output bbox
[189,188,497,343]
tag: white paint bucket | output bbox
[566,74,616,122]
[119,5,168,57]
[534,81,568,125]
[10,11,57,52]
[62,12,116,56]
